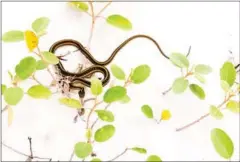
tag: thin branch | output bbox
[86,97,98,129]
[31,74,43,85]
[1,105,9,113]
[87,2,95,50]
[28,137,33,158]
[107,148,129,161]
[176,94,234,132]
[69,149,74,161]
[2,142,29,157]
[47,67,56,81]
[95,1,112,18]
[162,87,172,96]
[186,46,192,57]
[83,98,96,104]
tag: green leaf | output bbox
[119,95,131,104]
[195,64,212,75]
[106,14,132,30]
[27,85,51,99]
[131,65,151,84]
[220,80,230,93]
[32,17,50,34]
[91,158,101,162]
[220,62,236,87]
[91,77,103,96]
[110,64,125,80]
[74,142,92,159]
[211,128,234,159]
[209,105,223,120]
[172,77,189,94]
[194,73,206,84]
[141,105,153,119]
[4,87,24,105]
[8,71,13,80]
[95,110,114,122]
[2,30,24,42]
[169,53,189,68]
[146,155,162,162]
[131,147,147,154]
[189,84,205,100]
[59,97,81,109]
[15,56,37,80]
[36,60,48,70]
[226,100,240,113]
[69,1,89,11]
[42,52,59,65]
[85,129,92,141]
[1,84,7,95]
[103,86,126,103]
[94,125,115,142]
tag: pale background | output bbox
[1,2,239,161]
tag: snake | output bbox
[49,34,170,98]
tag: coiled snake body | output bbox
[49,34,170,98]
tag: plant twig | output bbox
[87,2,95,50]
[1,105,9,113]
[176,94,234,132]
[107,148,129,161]
[95,1,112,18]
[69,149,74,161]
[31,74,42,85]
[2,142,52,161]
[28,137,33,158]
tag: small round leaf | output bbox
[169,53,189,68]
[94,125,115,142]
[74,142,92,159]
[2,30,24,42]
[226,100,240,113]
[141,105,153,119]
[107,14,132,30]
[209,105,223,120]
[42,52,59,65]
[4,87,24,105]
[172,77,189,94]
[161,109,172,120]
[32,17,50,34]
[91,77,103,96]
[110,64,125,80]
[15,56,37,80]
[189,84,205,100]
[27,85,51,99]
[24,30,39,52]
[59,97,81,109]
[220,62,236,87]
[69,2,89,11]
[146,155,162,162]
[211,128,234,159]
[195,64,212,75]
[131,147,147,154]
[103,86,126,103]
[36,60,48,70]
[95,110,114,122]
[131,65,151,84]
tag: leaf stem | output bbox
[31,74,43,85]
[95,1,112,18]
[86,97,98,129]
[176,94,234,132]
[107,148,129,161]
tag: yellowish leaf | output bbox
[161,109,171,120]
[7,106,14,126]
[24,30,38,52]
